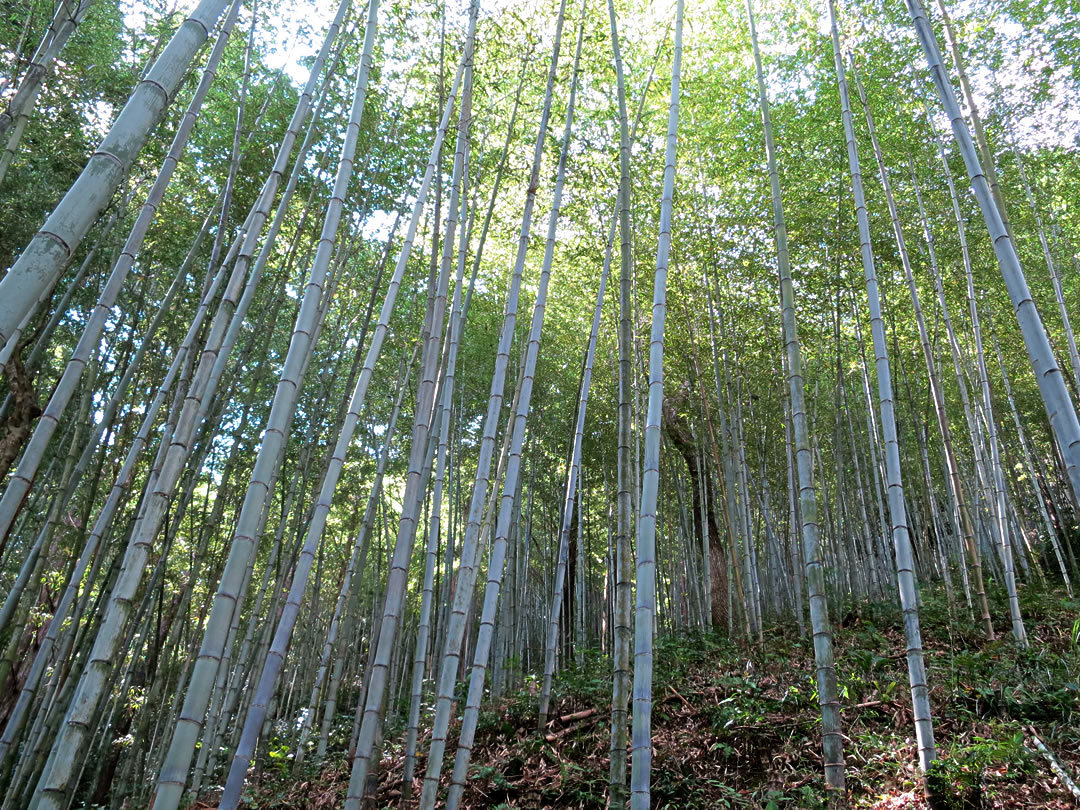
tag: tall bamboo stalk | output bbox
[747,0,845,796]
[418,5,568,803]
[631,1,682,805]
[0,0,243,544]
[608,0,635,801]
[826,6,935,772]
[538,95,613,733]
[902,147,1027,646]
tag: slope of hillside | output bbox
[228,586,1080,809]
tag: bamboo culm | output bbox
[417,5,568,803]
[631,1,682,805]
[608,0,634,801]
[0,0,233,344]
[906,0,1080,511]
[748,0,845,796]
[826,9,935,772]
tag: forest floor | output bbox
[235,584,1080,809]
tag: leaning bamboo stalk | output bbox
[905,0,1080,510]
[932,0,1013,243]
[1003,129,1080,400]
[417,4,568,803]
[295,345,416,768]
[23,379,185,806]
[0,214,217,776]
[15,12,245,804]
[539,53,614,724]
[0,0,233,344]
[190,270,322,782]
[988,322,1073,593]
[902,144,1027,645]
[216,15,442,805]
[219,241,387,804]
[444,11,584,807]
[285,222,410,758]
[312,251,416,770]
[1027,726,1080,799]
[199,20,350,427]
[0,363,93,701]
[537,226,611,727]
[206,195,353,802]
[15,10,342,742]
[196,409,301,793]
[0,198,122,370]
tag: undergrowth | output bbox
[233,583,1080,809]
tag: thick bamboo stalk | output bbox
[932,0,1013,244]
[0,0,232,344]
[1004,132,1080,402]
[631,1,682,805]
[0,199,122,370]
[906,0,1080,512]
[989,322,1073,592]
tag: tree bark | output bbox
[663,392,729,630]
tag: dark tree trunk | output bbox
[664,394,729,631]
[0,352,41,549]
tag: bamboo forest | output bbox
[2,0,1080,805]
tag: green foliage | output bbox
[3,0,1080,806]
